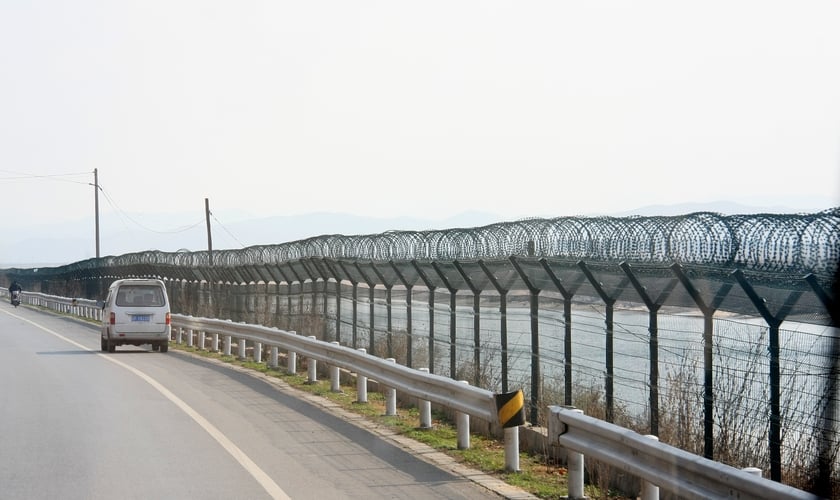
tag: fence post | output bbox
[198,330,206,351]
[418,368,432,428]
[255,341,263,363]
[187,328,194,347]
[224,335,232,356]
[212,332,219,352]
[457,380,470,450]
[385,358,397,416]
[356,348,367,403]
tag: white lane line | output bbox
[6,310,291,500]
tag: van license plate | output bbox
[132,315,151,322]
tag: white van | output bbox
[101,278,171,353]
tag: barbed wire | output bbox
[37,208,839,282]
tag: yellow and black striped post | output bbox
[495,389,525,428]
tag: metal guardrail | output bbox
[547,406,820,500]
[170,314,498,423]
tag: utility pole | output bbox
[94,168,100,259]
[205,198,213,266]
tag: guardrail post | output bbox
[306,336,317,383]
[558,407,585,500]
[224,335,232,356]
[176,326,183,344]
[385,358,397,416]
[270,346,279,369]
[212,333,219,352]
[287,331,297,374]
[187,329,194,348]
[640,435,660,500]
[356,348,367,403]
[198,330,206,351]
[457,380,470,450]
[330,342,341,392]
[255,342,263,363]
[504,427,520,472]
[238,338,246,360]
[743,467,762,477]
[418,368,432,428]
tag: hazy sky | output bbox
[2,1,839,241]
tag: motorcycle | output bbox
[11,290,20,307]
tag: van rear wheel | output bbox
[107,340,116,353]
[160,342,169,353]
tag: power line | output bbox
[210,212,247,248]
[0,169,91,185]
[98,184,205,234]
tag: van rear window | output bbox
[114,285,165,307]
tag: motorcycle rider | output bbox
[9,281,22,304]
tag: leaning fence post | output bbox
[385,358,397,416]
[457,380,470,450]
[330,342,341,392]
[418,368,432,428]
[356,348,367,403]
[640,435,660,500]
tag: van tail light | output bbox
[165,312,171,325]
[110,312,115,325]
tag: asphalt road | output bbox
[0,304,528,500]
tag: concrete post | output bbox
[385,358,397,416]
[504,426,520,472]
[330,342,341,392]
[356,348,367,403]
[640,435,660,500]
[418,367,432,428]
[307,336,317,383]
[270,346,279,369]
[567,408,585,500]
[457,380,470,450]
